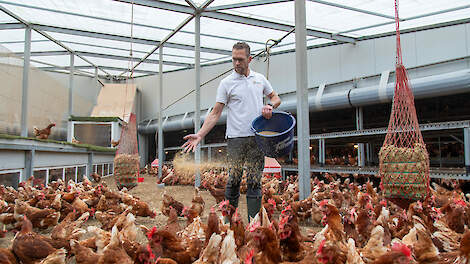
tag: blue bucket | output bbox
[251,111,296,158]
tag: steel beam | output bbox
[32,24,232,56]
[340,4,470,34]
[0,1,264,46]
[20,26,31,138]
[67,53,74,142]
[87,152,93,179]
[39,65,158,75]
[464,127,470,174]
[0,22,24,29]
[122,14,195,76]
[194,13,201,188]
[206,0,291,11]
[115,0,355,43]
[1,39,213,61]
[308,0,396,20]
[356,107,365,167]
[318,138,325,165]
[13,50,192,68]
[24,149,34,182]
[0,6,110,76]
[295,0,311,200]
[158,46,164,180]
[184,0,197,9]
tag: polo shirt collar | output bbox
[232,68,255,79]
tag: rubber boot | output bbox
[246,196,262,223]
[224,185,240,224]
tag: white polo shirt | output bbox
[216,69,274,138]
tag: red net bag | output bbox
[379,0,430,201]
[114,113,140,190]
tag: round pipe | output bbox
[138,69,470,134]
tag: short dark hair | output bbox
[232,42,250,57]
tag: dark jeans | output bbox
[225,136,265,206]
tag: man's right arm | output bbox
[197,102,224,138]
[182,102,224,152]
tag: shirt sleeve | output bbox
[262,75,274,96]
[215,80,228,105]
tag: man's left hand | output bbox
[262,104,273,119]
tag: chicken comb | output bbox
[245,249,255,264]
[431,207,441,216]
[281,205,291,216]
[210,207,215,213]
[147,226,157,240]
[219,200,229,210]
[392,243,411,258]
[454,198,467,207]
[379,200,387,207]
[319,200,329,208]
[268,198,276,207]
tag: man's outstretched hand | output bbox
[182,134,202,152]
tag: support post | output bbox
[318,138,325,165]
[87,152,93,179]
[194,13,201,188]
[208,147,212,162]
[464,128,470,174]
[356,107,365,167]
[24,149,35,182]
[158,46,164,180]
[67,53,75,142]
[20,26,31,137]
[366,143,372,165]
[295,0,311,200]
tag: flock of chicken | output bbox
[0,175,157,264]
[152,166,470,264]
[0,167,470,263]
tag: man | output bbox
[183,42,281,220]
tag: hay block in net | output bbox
[379,144,429,200]
[379,0,430,201]
[114,154,140,190]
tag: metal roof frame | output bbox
[0,5,111,76]
[12,50,192,67]
[114,0,356,43]
[0,0,266,46]
[0,39,212,61]
[0,0,468,78]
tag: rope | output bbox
[123,0,135,121]
[162,28,295,112]
[395,0,402,66]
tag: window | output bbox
[33,170,47,187]
[49,168,63,183]
[77,166,87,182]
[0,171,20,188]
[65,167,76,184]
[97,164,103,176]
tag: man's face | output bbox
[232,48,251,75]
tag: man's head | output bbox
[232,42,252,75]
